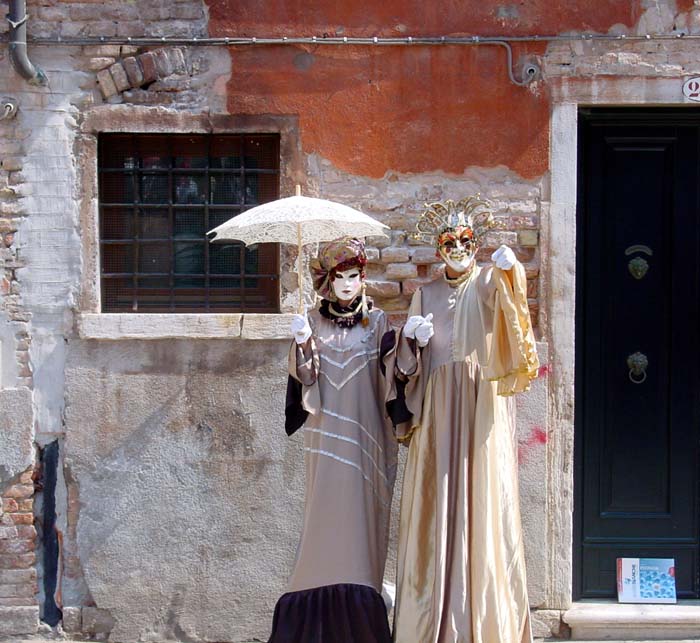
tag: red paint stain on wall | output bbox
[518,425,548,464]
[538,364,552,378]
[208,2,645,178]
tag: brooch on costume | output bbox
[412,196,497,247]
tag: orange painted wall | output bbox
[207,2,646,179]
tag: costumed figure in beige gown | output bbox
[268,237,399,643]
[389,198,539,643]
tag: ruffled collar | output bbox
[444,262,476,288]
[319,297,373,328]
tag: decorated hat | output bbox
[412,196,495,247]
[309,236,367,300]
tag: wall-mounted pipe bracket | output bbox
[1,98,19,120]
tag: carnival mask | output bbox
[332,268,363,304]
[438,226,476,274]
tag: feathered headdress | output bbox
[412,196,495,247]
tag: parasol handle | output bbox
[295,184,301,197]
[297,222,304,314]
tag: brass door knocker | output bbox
[627,352,648,384]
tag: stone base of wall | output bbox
[0,606,39,636]
[532,608,571,639]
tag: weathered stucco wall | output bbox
[2,0,700,639]
[63,338,303,642]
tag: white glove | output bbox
[403,314,426,339]
[414,313,434,347]
[491,244,516,270]
[290,314,312,345]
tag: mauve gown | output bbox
[391,263,538,643]
[268,306,398,643]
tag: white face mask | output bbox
[438,227,477,274]
[332,268,363,303]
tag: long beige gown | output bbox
[287,307,398,597]
[391,263,538,643]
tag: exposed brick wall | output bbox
[25,0,208,40]
[0,151,32,388]
[0,469,38,609]
[307,157,542,327]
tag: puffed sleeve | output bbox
[484,261,539,395]
[284,320,322,435]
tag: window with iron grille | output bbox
[98,133,280,313]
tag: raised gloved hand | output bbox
[290,313,312,345]
[491,245,517,270]
[414,313,434,347]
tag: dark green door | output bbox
[575,109,700,599]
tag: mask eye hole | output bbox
[442,240,456,250]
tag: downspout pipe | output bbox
[8,0,48,86]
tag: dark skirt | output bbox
[268,583,392,643]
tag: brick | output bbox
[3,485,32,501]
[138,52,158,83]
[86,57,116,72]
[381,247,410,263]
[18,471,32,485]
[0,583,35,598]
[527,278,538,298]
[0,569,35,584]
[365,280,401,298]
[153,48,174,78]
[171,4,205,19]
[1,158,22,172]
[96,68,118,99]
[519,229,539,246]
[62,606,82,633]
[411,247,441,264]
[428,263,445,280]
[0,605,38,635]
[6,513,32,526]
[0,597,36,607]
[0,552,35,569]
[0,499,19,513]
[108,63,130,93]
[123,56,144,87]
[169,48,187,74]
[0,540,34,555]
[0,526,18,540]
[366,234,391,249]
[15,526,36,541]
[0,277,9,295]
[365,247,380,263]
[385,263,417,280]
[484,230,518,248]
[402,277,435,297]
[82,45,122,57]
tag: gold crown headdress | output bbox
[412,196,495,247]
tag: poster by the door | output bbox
[617,558,677,604]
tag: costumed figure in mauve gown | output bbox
[388,198,539,643]
[268,236,399,643]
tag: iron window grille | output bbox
[98,133,280,313]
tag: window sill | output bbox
[77,313,296,341]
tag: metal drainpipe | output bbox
[8,0,48,85]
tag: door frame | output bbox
[545,78,700,610]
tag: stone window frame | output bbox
[76,108,303,340]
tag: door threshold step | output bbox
[564,601,700,640]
